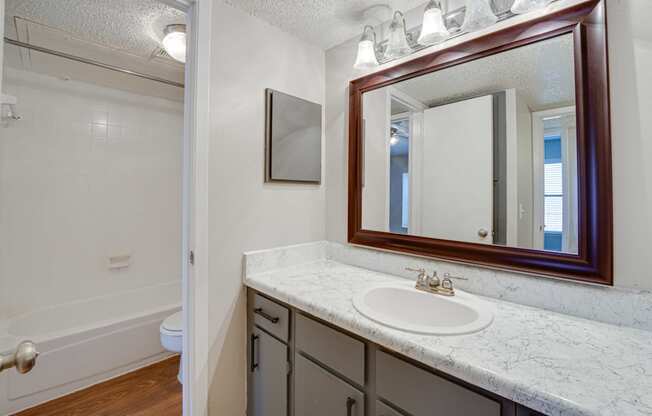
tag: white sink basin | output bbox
[353,282,494,335]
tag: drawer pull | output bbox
[346,397,356,416]
[254,307,280,324]
[250,334,259,372]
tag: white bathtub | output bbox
[0,281,181,415]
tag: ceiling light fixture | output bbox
[418,0,450,46]
[390,128,400,146]
[353,25,380,70]
[352,0,551,69]
[162,24,187,64]
[385,11,412,60]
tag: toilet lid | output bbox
[162,311,182,332]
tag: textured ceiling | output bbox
[3,0,185,100]
[225,0,432,49]
[393,34,575,111]
[4,0,185,58]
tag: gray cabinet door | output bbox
[249,328,288,416]
[376,401,405,416]
[294,353,364,416]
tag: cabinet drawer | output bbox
[252,293,289,342]
[376,351,501,416]
[295,314,365,385]
[376,401,405,416]
[294,354,364,416]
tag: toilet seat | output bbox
[160,311,182,336]
[159,311,183,383]
[160,311,183,355]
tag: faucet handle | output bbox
[439,277,455,296]
[406,267,427,285]
[443,272,468,281]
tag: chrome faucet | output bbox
[406,268,457,296]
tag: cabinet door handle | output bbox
[346,397,356,416]
[254,308,280,324]
[250,334,259,372]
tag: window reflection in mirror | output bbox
[361,33,579,254]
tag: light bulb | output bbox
[354,26,379,70]
[418,0,450,46]
[461,0,498,32]
[162,24,186,63]
[385,11,412,60]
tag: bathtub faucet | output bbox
[0,341,39,374]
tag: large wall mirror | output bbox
[348,0,612,285]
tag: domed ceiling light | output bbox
[162,24,187,63]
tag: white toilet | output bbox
[160,311,183,383]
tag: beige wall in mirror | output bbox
[361,33,578,254]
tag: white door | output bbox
[419,95,494,244]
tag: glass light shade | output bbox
[354,39,379,70]
[418,2,450,46]
[511,0,553,14]
[390,135,400,146]
[162,24,186,63]
[384,12,412,60]
[461,0,498,32]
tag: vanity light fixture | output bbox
[352,0,561,69]
[162,24,187,63]
[385,11,412,60]
[461,0,498,32]
[353,25,380,70]
[511,0,553,14]
[418,0,450,46]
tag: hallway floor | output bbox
[14,356,181,416]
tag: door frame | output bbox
[387,89,426,235]
[531,106,576,251]
[159,0,211,415]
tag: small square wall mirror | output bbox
[265,89,322,183]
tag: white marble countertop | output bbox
[244,260,652,416]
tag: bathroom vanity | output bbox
[247,289,541,416]
[243,242,652,416]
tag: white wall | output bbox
[0,0,4,97]
[326,0,652,290]
[0,68,183,318]
[0,0,5,321]
[608,0,652,290]
[207,2,325,414]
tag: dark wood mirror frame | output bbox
[348,0,612,285]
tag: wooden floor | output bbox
[15,356,182,416]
